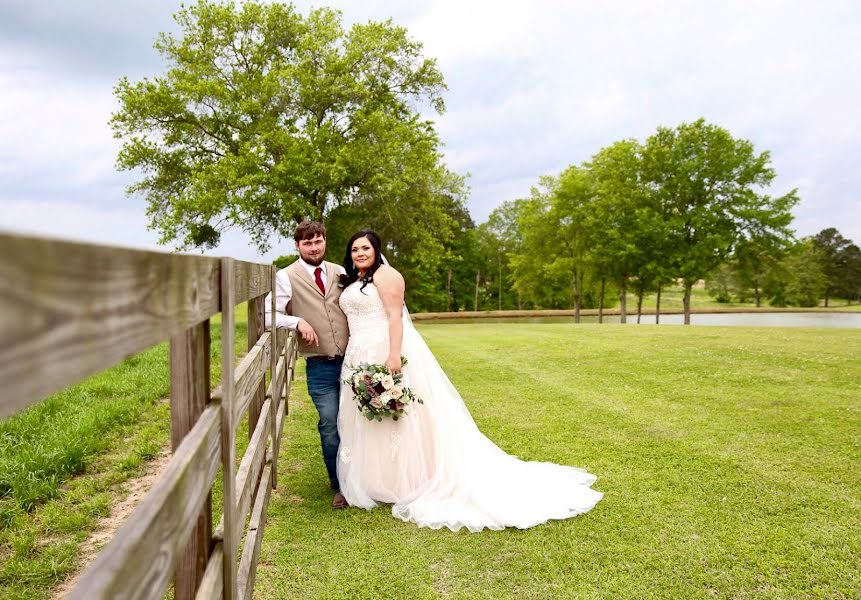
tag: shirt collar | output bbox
[298,258,326,278]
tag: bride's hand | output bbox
[386,354,402,374]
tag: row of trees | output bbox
[114,2,856,318]
[449,119,801,324]
[706,228,861,308]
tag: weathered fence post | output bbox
[247,296,266,439]
[170,321,213,600]
[220,258,238,600]
[269,265,280,490]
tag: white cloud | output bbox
[0,0,859,254]
[0,196,286,263]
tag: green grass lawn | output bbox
[255,323,861,599]
[2,318,859,599]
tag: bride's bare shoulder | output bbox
[374,264,404,289]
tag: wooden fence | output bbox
[0,232,298,599]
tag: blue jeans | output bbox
[305,356,343,489]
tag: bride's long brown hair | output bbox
[343,229,384,293]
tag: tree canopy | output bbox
[112,0,457,252]
[641,119,798,322]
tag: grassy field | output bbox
[2,315,859,598]
[254,323,861,599]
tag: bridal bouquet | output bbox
[343,357,423,421]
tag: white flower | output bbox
[352,374,362,387]
[381,375,395,390]
[370,397,383,409]
[379,393,392,404]
[372,372,384,383]
[389,386,403,399]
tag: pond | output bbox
[416,312,861,329]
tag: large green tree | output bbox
[837,243,861,303]
[111,0,455,251]
[642,118,798,323]
[782,239,828,307]
[485,199,529,310]
[811,228,855,306]
[509,171,595,318]
[586,139,662,323]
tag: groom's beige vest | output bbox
[285,261,349,357]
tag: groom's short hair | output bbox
[294,220,326,243]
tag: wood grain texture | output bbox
[266,355,286,409]
[194,542,223,600]
[219,258,238,600]
[0,232,220,419]
[232,333,270,426]
[170,321,213,600]
[284,332,297,416]
[170,322,212,449]
[275,393,287,451]
[269,267,279,490]
[247,295,266,442]
[232,260,271,305]
[235,399,271,539]
[68,405,222,600]
[237,463,273,600]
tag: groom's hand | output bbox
[297,319,319,346]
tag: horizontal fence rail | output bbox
[0,232,297,600]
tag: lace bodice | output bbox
[339,281,389,334]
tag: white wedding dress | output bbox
[336,281,603,532]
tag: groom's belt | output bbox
[305,355,344,362]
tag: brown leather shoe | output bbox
[332,491,348,509]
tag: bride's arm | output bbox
[375,265,405,374]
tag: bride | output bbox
[336,230,603,532]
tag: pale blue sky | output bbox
[1,0,859,261]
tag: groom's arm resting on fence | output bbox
[265,268,319,346]
[265,268,300,330]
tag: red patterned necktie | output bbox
[314,267,326,295]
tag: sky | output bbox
[1,0,859,262]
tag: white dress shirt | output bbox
[264,259,346,330]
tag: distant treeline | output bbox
[278,119,859,322]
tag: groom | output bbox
[265,220,349,509]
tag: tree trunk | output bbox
[824,292,829,308]
[598,278,606,324]
[636,288,643,324]
[474,271,480,312]
[754,285,761,308]
[656,285,662,324]
[683,281,692,325]
[619,279,627,324]
[572,270,581,324]
[446,269,452,311]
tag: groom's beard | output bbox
[302,254,325,266]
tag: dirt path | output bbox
[53,447,173,598]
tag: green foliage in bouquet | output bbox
[344,357,423,422]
